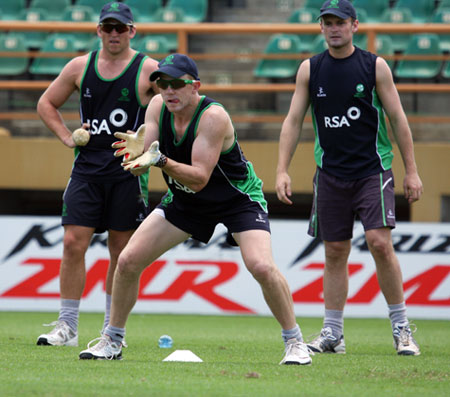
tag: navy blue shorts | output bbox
[308,168,396,241]
[156,192,270,245]
[62,177,149,233]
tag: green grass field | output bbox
[0,312,449,396]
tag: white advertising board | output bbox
[0,216,449,319]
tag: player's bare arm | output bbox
[162,105,231,192]
[276,60,311,205]
[375,57,423,203]
[37,55,89,148]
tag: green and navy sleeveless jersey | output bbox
[159,96,267,211]
[73,50,148,182]
[309,46,393,180]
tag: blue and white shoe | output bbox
[393,322,420,356]
[79,336,122,360]
[307,327,346,354]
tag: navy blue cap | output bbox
[150,53,200,81]
[318,0,357,20]
[99,2,134,25]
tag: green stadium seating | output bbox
[254,34,302,79]
[75,0,111,21]
[0,0,26,20]
[287,8,320,53]
[353,0,390,23]
[29,0,71,21]
[29,33,76,76]
[0,33,28,76]
[18,8,49,49]
[166,0,208,23]
[375,35,394,69]
[442,61,450,79]
[393,0,435,23]
[310,35,328,54]
[394,34,442,79]
[432,7,450,52]
[123,0,162,22]
[152,7,186,51]
[304,0,324,9]
[62,5,96,51]
[353,8,368,50]
[379,8,413,53]
[134,35,171,60]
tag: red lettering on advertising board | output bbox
[2,258,60,298]
[404,265,450,306]
[1,258,253,313]
[292,262,450,306]
[292,263,364,303]
[138,260,253,313]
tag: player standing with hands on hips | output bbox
[36,2,159,346]
[276,0,423,355]
[79,53,312,366]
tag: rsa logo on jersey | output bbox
[0,217,449,319]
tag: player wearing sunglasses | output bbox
[36,2,159,348]
[80,54,312,366]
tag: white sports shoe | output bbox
[36,321,78,346]
[307,327,346,354]
[280,338,312,365]
[393,322,420,356]
[79,336,123,360]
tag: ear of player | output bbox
[122,141,163,171]
[112,124,146,161]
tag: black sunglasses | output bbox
[100,23,132,34]
[156,79,196,90]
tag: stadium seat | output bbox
[18,8,49,50]
[123,0,162,22]
[375,35,395,69]
[0,33,28,76]
[393,0,435,23]
[379,8,413,53]
[152,7,186,51]
[166,0,208,23]
[0,0,26,20]
[29,33,76,76]
[353,8,368,50]
[86,37,102,52]
[432,8,450,52]
[394,34,442,79]
[352,0,390,23]
[442,61,450,79]
[304,0,325,9]
[75,0,111,21]
[287,8,320,53]
[310,35,328,54]
[62,6,96,51]
[134,36,171,60]
[29,0,71,21]
[254,34,302,79]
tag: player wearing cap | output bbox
[276,0,422,356]
[79,54,312,366]
[36,2,159,347]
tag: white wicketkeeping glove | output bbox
[112,124,146,161]
[72,128,90,146]
[122,141,162,171]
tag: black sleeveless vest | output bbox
[73,50,148,181]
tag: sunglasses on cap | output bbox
[156,78,196,90]
[100,23,132,34]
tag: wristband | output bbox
[155,154,167,168]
